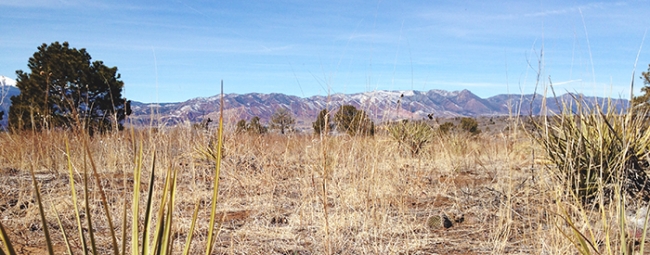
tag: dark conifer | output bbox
[9,42,130,132]
[334,105,374,136]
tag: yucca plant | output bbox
[388,120,434,156]
[531,94,650,205]
[530,90,650,254]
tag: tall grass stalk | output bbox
[320,98,332,255]
[204,80,225,255]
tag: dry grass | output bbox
[0,117,644,254]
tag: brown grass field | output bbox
[0,116,646,254]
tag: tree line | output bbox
[236,104,375,136]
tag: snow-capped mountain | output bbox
[0,74,629,129]
[0,76,20,126]
[127,89,629,127]
[0,76,16,87]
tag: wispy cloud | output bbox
[0,0,156,13]
[0,0,110,8]
[518,2,609,18]
[0,0,64,8]
[429,81,505,88]
[260,44,294,53]
[552,79,583,86]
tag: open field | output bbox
[0,116,646,254]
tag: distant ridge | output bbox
[0,76,19,126]
[0,82,631,128]
[127,89,629,126]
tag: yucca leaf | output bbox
[51,203,74,255]
[0,243,7,255]
[29,165,54,255]
[205,80,225,255]
[66,140,89,255]
[131,141,144,255]
[640,204,650,254]
[142,151,156,255]
[83,140,119,255]
[182,202,201,255]
[153,163,171,254]
[152,158,171,255]
[0,211,17,255]
[160,168,178,255]
[120,194,128,255]
[82,153,98,254]
[153,214,165,255]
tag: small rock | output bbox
[442,215,453,228]
[270,215,289,226]
[426,215,442,229]
[427,214,454,229]
[453,212,465,224]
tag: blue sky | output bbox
[1,0,649,103]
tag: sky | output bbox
[1,0,649,103]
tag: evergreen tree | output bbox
[312,109,331,135]
[439,122,455,134]
[269,107,295,134]
[632,64,650,112]
[460,117,481,135]
[248,116,267,134]
[236,119,247,133]
[9,42,130,132]
[334,105,374,136]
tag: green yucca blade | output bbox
[83,141,119,255]
[153,215,165,255]
[132,141,144,255]
[573,229,591,255]
[205,80,225,255]
[51,203,74,255]
[617,183,627,255]
[142,151,157,255]
[182,202,201,255]
[66,140,90,255]
[152,160,172,255]
[640,204,650,254]
[29,165,54,255]
[555,196,600,255]
[160,168,178,255]
[0,214,17,255]
[121,194,128,255]
[82,154,98,254]
[639,204,650,254]
[554,220,585,255]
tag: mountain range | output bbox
[128,89,630,127]
[0,75,630,128]
[0,76,19,126]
